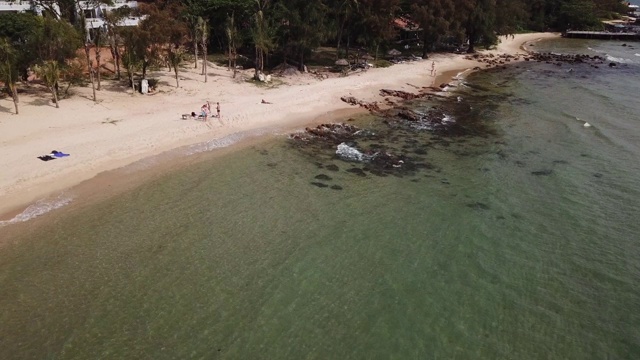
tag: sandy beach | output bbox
[0,33,558,221]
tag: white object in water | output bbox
[336,143,371,162]
[583,122,592,128]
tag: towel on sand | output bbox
[38,150,70,161]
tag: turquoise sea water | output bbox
[1,39,639,359]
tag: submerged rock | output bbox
[531,169,553,176]
[467,202,490,210]
[315,174,332,181]
[330,185,343,190]
[346,168,367,177]
[310,182,329,188]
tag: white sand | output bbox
[0,33,558,217]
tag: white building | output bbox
[78,0,143,34]
[0,0,59,16]
[0,1,143,40]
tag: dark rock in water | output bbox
[369,169,389,177]
[531,169,553,176]
[467,202,490,210]
[266,162,277,167]
[397,109,421,122]
[379,89,429,100]
[609,62,617,67]
[310,182,329,188]
[290,123,362,145]
[315,174,332,181]
[330,185,343,190]
[441,179,450,184]
[593,173,603,178]
[326,164,340,172]
[347,167,367,177]
[622,43,627,47]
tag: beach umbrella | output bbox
[362,54,375,61]
[335,59,349,66]
[387,49,402,57]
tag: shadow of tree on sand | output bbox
[27,97,56,108]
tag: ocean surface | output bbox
[1,38,639,359]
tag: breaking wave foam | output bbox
[0,194,73,228]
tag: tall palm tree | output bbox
[197,16,209,82]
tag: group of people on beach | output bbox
[188,101,221,123]
[200,101,220,120]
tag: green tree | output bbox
[454,0,497,53]
[104,6,132,80]
[197,16,209,82]
[35,60,61,108]
[0,37,20,114]
[167,45,186,87]
[225,11,243,78]
[274,0,330,70]
[121,28,143,94]
[251,0,277,79]
[411,0,455,58]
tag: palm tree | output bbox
[251,0,276,80]
[35,60,61,108]
[197,17,209,82]
[0,38,20,114]
[167,46,186,87]
[225,12,243,78]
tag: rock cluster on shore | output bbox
[465,51,609,69]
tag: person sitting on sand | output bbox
[261,99,272,104]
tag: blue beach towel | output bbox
[52,150,70,158]
[38,150,70,161]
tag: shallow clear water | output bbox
[1,39,639,359]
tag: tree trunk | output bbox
[194,33,198,69]
[299,52,304,72]
[114,42,121,80]
[174,67,179,87]
[336,19,346,59]
[10,84,19,114]
[421,32,429,58]
[51,87,59,108]
[96,47,101,90]
[84,44,96,102]
[202,43,208,83]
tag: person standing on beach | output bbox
[430,61,436,76]
[216,102,221,118]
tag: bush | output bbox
[373,59,392,68]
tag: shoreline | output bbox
[0,33,559,226]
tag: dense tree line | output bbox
[0,0,630,113]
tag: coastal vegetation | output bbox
[0,0,631,113]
